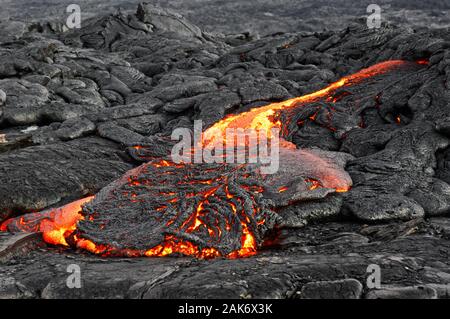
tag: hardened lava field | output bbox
[1,2,450,299]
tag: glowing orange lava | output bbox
[0,196,94,246]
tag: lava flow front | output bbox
[0,60,422,258]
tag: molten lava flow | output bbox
[0,59,423,259]
[0,196,94,246]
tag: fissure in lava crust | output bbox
[0,59,427,258]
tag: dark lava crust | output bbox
[77,159,277,254]
[1,2,450,298]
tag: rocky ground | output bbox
[2,0,450,35]
[2,219,450,298]
[1,2,450,298]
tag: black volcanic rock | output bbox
[300,279,363,299]
[0,137,133,221]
